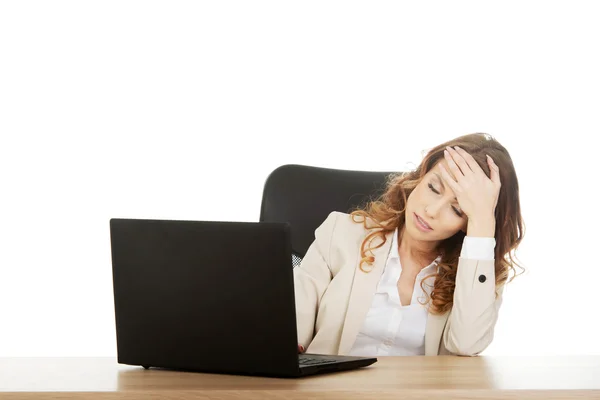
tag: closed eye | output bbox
[428,183,464,217]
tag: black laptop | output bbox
[109,218,377,377]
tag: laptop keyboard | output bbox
[298,355,339,366]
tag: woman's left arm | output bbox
[443,259,505,356]
[438,146,505,356]
[443,228,504,356]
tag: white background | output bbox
[1,1,598,357]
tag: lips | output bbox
[415,213,433,230]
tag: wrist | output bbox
[467,216,496,238]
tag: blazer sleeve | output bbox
[293,211,339,349]
[442,256,505,356]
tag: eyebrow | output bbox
[432,173,457,201]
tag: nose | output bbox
[424,201,444,219]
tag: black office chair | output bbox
[259,164,398,267]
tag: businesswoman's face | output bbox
[405,160,468,242]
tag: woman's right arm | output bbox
[293,211,339,351]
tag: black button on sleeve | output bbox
[478,274,487,283]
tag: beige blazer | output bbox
[294,211,504,357]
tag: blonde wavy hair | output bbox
[351,133,525,315]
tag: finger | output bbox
[446,146,472,177]
[438,162,462,194]
[486,155,502,187]
[443,147,466,180]
[454,146,485,175]
[298,344,305,353]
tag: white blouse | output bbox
[348,229,495,357]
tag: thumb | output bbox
[487,155,500,186]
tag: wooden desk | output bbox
[1,356,599,399]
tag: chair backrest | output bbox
[259,164,398,266]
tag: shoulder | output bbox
[316,211,375,247]
[311,212,371,273]
[318,211,368,233]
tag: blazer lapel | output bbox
[337,230,393,355]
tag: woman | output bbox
[294,132,524,357]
